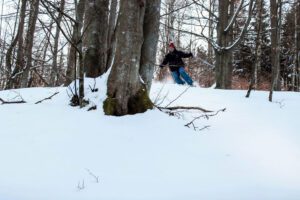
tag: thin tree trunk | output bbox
[103,0,153,116]
[140,0,161,91]
[246,0,263,97]
[64,0,85,86]
[50,0,65,86]
[6,0,27,89]
[295,0,300,91]
[20,0,40,88]
[207,0,214,61]
[269,0,282,101]
[73,0,86,106]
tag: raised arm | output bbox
[179,51,193,58]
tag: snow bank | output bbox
[0,78,300,200]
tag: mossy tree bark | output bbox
[104,0,153,116]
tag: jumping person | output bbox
[159,42,194,86]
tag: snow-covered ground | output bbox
[1,76,300,200]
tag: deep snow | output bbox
[0,77,300,200]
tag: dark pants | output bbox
[171,67,193,86]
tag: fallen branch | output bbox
[0,97,26,104]
[35,92,59,104]
[185,108,226,130]
[157,106,214,113]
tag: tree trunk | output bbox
[83,0,109,78]
[64,0,85,86]
[214,0,254,89]
[20,0,40,88]
[6,0,26,89]
[106,0,118,71]
[215,0,232,89]
[246,0,263,97]
[269,0,282,101]
[295,0,300,91]
[207,0,215,61]
[103,0,153,116]
[50,0,65,86]
[140,0,161,91]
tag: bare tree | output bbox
[214,0,255,89]
[20,0,40,88]
[140,0,161,91]
[83,0,109,78]
[269,0,282,101]
[64,0,85,86]
[6,0,27,89]
[50,0,65,86]
[246,0,264,97]
[295,0,300,91]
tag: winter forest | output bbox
[1,0,300,199]
[0,0,299,113]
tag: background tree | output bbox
[83,0,109,78]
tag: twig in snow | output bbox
[77,179,85,191]
[165,86,191,107]
[185,108,226,130]
[35,92,59,104]
[85,168,100,183]
[89,79,98,92]
[153,84,166,105]
[273,99,285,108]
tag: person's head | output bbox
[168,42,175,52]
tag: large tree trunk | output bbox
[20,0,40,88]
[83,0,109,78]
[214,0,254,89]
[269,0,282,101]
[64,0,85,86]
[50,0,65,86]
[6,0,27,89]
[140,0,161,91]
[215,0,232,89]
[103,0,153,116]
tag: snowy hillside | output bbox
[1,77,300,200]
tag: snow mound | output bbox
[0,77,300,200]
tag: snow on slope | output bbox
[0,76,300,200]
